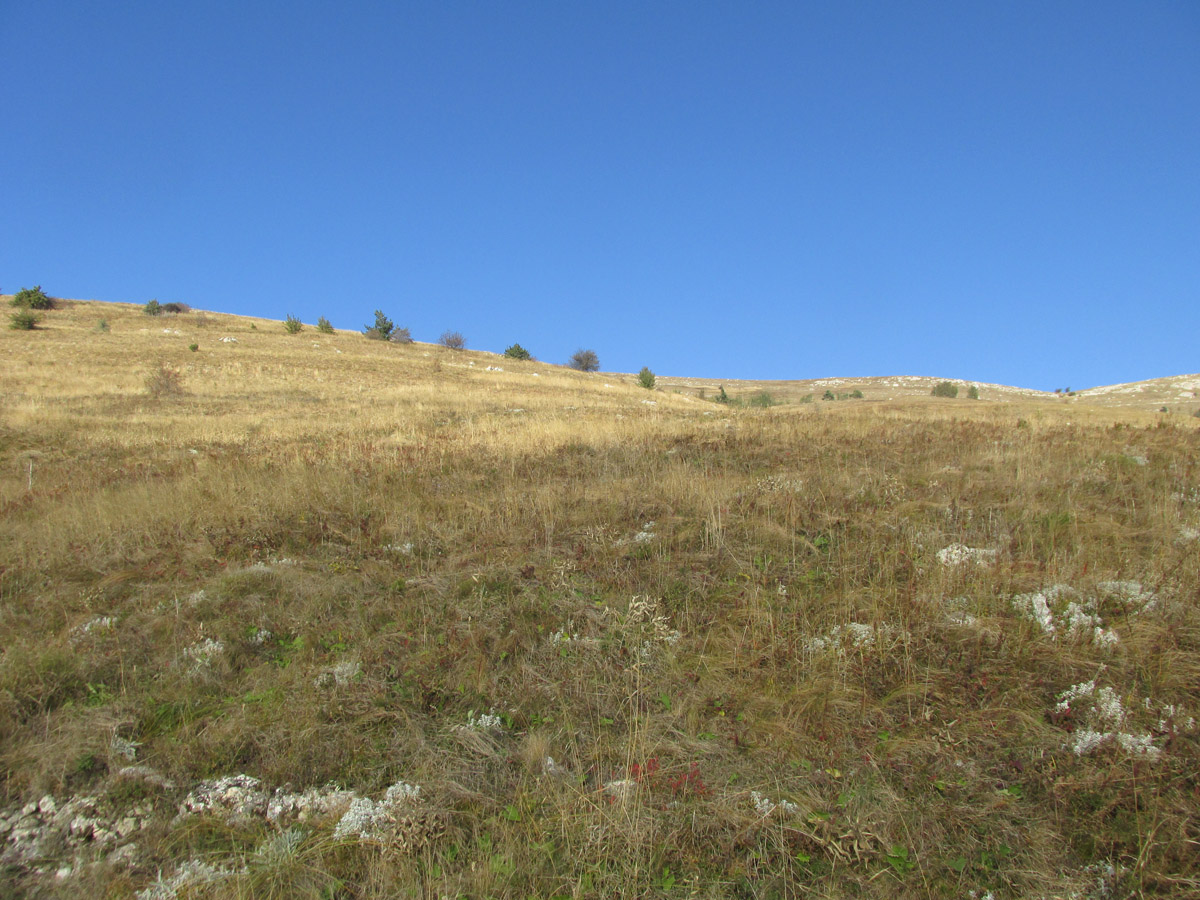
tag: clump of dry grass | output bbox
[0,300,1197,898]
[143,361,185,398]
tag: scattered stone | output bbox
[115,817,139,838]
[314,660,361,688]
[116,765,175,789]
[266,784,355,824]
[332,781,422,841]
[936,543,997,567]
[178,774,267,822]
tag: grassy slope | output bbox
[1,300,1198,899]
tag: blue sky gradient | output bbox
[3,2,1196,389]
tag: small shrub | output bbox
[798,394,814,403]
[504,343,532,360]
[389,326,413,343]
[714,386,730,404]
[161,302,189,314]
[284,314,303,334]
[568,349,600,372]
[188,343,199,352]
[144,362,184,398]
[95,319,110,333]
[363,310,394,341]
[748,391,777,408]
[822,390,835,401]
[968,385,980,400]
[316,317,335,334]
[850,389,864,399]
[9,309,39,330]
[143,299,162,316]
[11,286,53,309]
[439,330,465,350]
[1193,408,1200,418]
[931,381,959,398]
[638,367,655,389]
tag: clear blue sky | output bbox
[3,2,1196,389]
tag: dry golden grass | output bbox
[1,299,1198,898]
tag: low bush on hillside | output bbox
[161,302,189,314]
[389,326,413,343]
[363,310,395,340]
[316,317,335,334]
[284,314,303,334]
[10,286,53,310]
[144,362,185,398]
[569,348,600,371]
[143,299,163,316]
[747,390,778,407]
[9,309,39,330]
[504,343,532,360]
[710,386,779,408]
[824,390,866,401]
[968,385,980,400]
[931,381,959,398]
[439,331,465,350]
[637,367,655,389]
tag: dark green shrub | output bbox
[11,286,53,309]
[504,343,532,360]
[714,386,730,404]
[568,349,600,372]
[389,326,413,343]
[143,299,162,316]
[439,330,465,349]
[748,391,778,408]
[363,310,394,340]
[161,302,189,314]
[188,343,199,352]
[822,390,835,401]
[638,367,655,389]
[968,385,980,400]
[317,317,335,334]
[9,309,39,330]
[284,314,303,334]
[850,389,864,399]
[931,381,959,398]
[95,319,110,333]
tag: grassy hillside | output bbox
[2,300,1198,898]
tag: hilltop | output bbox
[4,297,1197,416]
[1,298,1198,899]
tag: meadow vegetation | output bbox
[0,300,1197,898]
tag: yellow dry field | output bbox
[1,300,1198,899]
